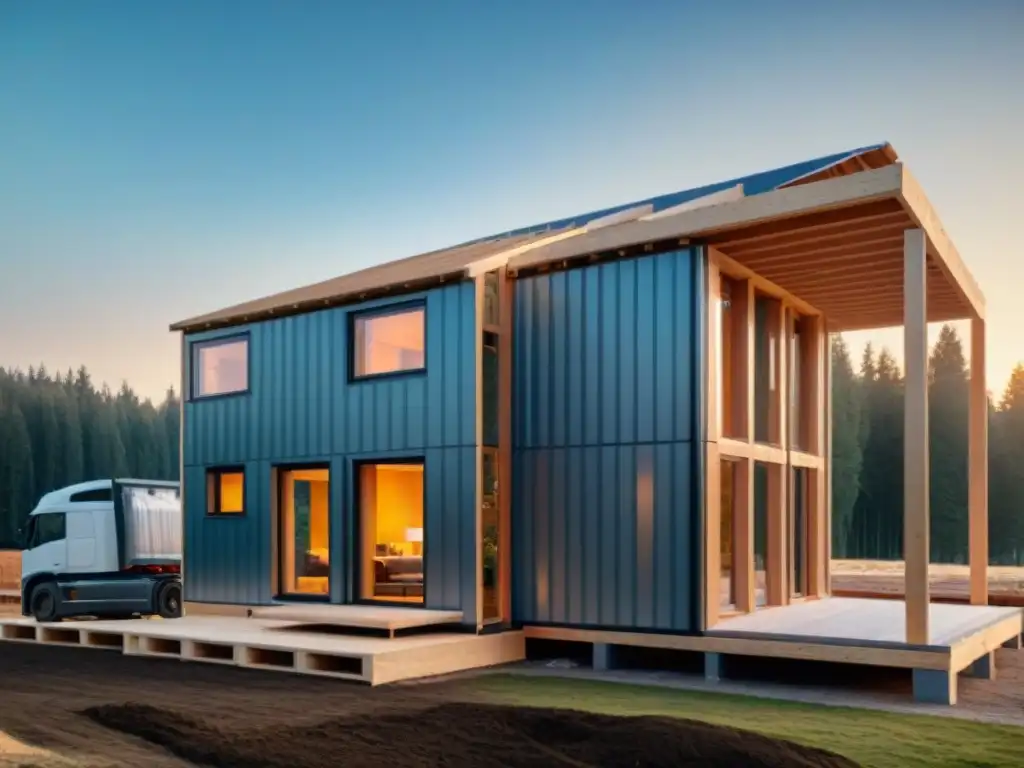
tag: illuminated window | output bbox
[192,336,249,398]
[357,462,424,604]
[207,468,245,515]
[351,304,425,379]
[279,467,331,597]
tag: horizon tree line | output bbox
[2,327,1023,564]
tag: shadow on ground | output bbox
[83,701,859,768]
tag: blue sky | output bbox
[2,0,1023,401]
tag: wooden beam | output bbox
[498,267,514,622]
[904,228,930,645]
[824,324,833,593]
[509,165,905,272]
[766,462,788,606]
[969,314,988,606]
[899,165,985,320]
[473,275,485,629]
[712,248,821,318]
[464,228,585,277]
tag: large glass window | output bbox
[753,461,770,607]
[358,462,425,603]
[279,467,330,597]
[207,468,245,515]
[791,467,809,597]
[352,304,426,378]
[192,336,249,398]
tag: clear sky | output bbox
[2,0,1022,402]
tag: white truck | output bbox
[19,478,183,622]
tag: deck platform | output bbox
[0,615,523,686]
[246,604,463,636]
[524,597,1023,705]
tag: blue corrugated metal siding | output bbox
[182,282,479,623]
[512,248,701,632]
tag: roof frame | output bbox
[507,163,984,321]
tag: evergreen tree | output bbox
[0,365,180,543]
[928,325,969,562]
[830,335,863,556]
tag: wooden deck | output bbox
[0,615,523,686]
[247,604,464,636]
[525,597,1023,705]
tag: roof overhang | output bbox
[507,162,984,331]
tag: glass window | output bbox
[481,450,500,621]
[483,271,500,327]
[31,513,66,548]
[206,469,245,515]
[279,467,331,596]
[358,462,424,603]
[352,305,426,378]
[483,332,498,447]
[719,459,737,610]
[192,337,249,398]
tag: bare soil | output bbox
[0,643,859,768]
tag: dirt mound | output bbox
[83,700,860,768]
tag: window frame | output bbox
[206,466,247,517]
[352,456,428,607]
[30,512,67,548]
[190,333,252,401]
[348,300,427,383]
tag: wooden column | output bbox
[904,229,930,645]
[803,316,827,597]
[733,279,756,613]
[968,315,988,605]
[498,267,514,622]
[824,325,833,593]
[766,301,788,606]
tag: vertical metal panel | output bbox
[181,282,477,616]
[512,248,698,632]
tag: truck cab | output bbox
[21,478,183,622]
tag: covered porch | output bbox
[506,147,1020,704]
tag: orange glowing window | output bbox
[352,305,426,378]
[207,469,245,515]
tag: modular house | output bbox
[171,143,999,684]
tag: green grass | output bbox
[458,674,1024,768]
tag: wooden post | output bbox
[735,457,756,612]
[824,324,833,593]
[734,279,756,613]
[766,301,788,606]
[968,315,988,605]
[904,229,929,645]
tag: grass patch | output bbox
[461,674,1024,768]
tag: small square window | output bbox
[351,304,426,379]
[192,336,249,398]
[207,468,245,515]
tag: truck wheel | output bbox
[156,581,182,619]
[30,582,61,623]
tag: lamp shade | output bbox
[406,527,424,543]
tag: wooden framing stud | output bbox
[766,462,788,606]
[968,314,988,606]
[734,457,756,612]
[904,228,930,645]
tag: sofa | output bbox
[373,555,424,598]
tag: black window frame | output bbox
[190,333,252,401]
[348,300,427,383]
[29,512,67,548]
[206,466,247,517]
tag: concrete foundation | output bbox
[912,669,956,706]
